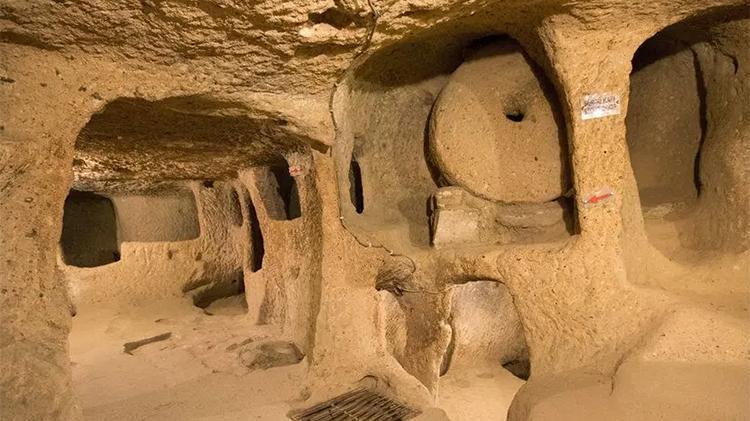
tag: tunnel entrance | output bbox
[439,281,529,420]
[380,278,529,421]
[60,190,120,268]
[626,10,750,260]
[267,163,302,221]
[627,34,703,208]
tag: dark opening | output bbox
[349,158,364,214]
[308,7,357,29]
[190,272,246,309]
[60,190,120,267]
[440,317,456,376]
[559,196,578,235]
[441,281,531,382]
[202,180,214,188]
[229,189,243,226]
[503,359,531,380]
[248,198,265,272]
[627,34,703,207]
[270,165,301,220]
[505,110,525,122]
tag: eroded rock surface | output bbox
[0,1,748,421]
[239,340,305,370]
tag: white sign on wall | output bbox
[581,93,621,120]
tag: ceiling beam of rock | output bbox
[72,94,329,193]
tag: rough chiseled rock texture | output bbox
[0,1,748,420]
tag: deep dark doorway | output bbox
[60,190,120,267]
[349,158,364,214]
[270,165,301,220]
[248,198,265,272]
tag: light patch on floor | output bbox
[437,365,525,421]
[69,297,307,420]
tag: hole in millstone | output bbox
[505,110,525,122]
[349,158,364,214]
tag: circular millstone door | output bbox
[428,40,569,203]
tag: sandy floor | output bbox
[438,365,524,421]
[68,208,748,421]
[70,297,308,420]
[641,208,750,316]
[69,296,526,420]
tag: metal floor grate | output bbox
[290,388,419,421]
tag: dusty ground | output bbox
[70,296,526,420]
[70,297,306,420]
[438,365,524,421]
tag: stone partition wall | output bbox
[237,151,324,355]
[112,192,201,243]
[0,1,748,420]
[59,182,243,305]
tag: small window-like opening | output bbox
[269,165,301,220]
[308,7,356,29]
[60,190,120,267]
[202,180,214,188]
[229,189,243,226]
[437,280,529,415]
[248,198,265,272]
[502,359,531,380]
[349,158,364,214]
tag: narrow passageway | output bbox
[61,95,317,419]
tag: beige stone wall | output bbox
[0,1,747,420]
[112,192,200,243]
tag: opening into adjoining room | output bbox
[268,163,302,221]
[626,10,749,262]
[60,94,318,420]
[60,190,120,268]
[438,281,529,420]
